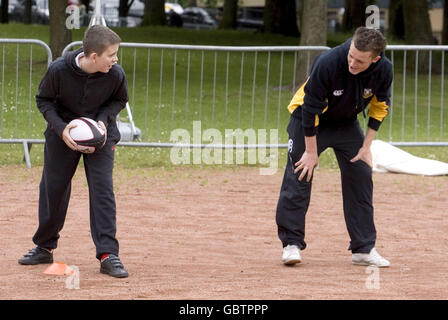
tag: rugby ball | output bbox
[69,117,105,153]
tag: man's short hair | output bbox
[83,25,121,57]
[352,27,387,57]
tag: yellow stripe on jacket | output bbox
[287,79,308,114]
[367,95,389,123]
[287,79,327,127]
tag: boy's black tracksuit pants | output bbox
[276,114,377,254]
[32,128,119,260]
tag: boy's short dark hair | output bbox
[352,27,387,57]
[83,25,121,57]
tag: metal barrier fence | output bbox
[2,40,448,168]
[382,45,448,147]
[0,39,52,167]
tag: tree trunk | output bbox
[263,0,275,33]
[49,0,72,59]
[443,0,448,44]
[142,0,166,26]
[264,0,299,37]
[280,0,299,37]
[24,0,32,24]
[342,0,368,32]
[297,0,304,31]
[0,0,9,24]
[388,0,404,40]
[219,0,238,29]
[403,0,433,44]
[403,0,434,73]
[119,0,134,17]
[294,0,327,86]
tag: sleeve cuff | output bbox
[302,108,317,136]
[303,126,317,137]
[368,117,381,131]
[54,122,68,138]
[96,113,109,126]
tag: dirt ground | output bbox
[0,164,447,300]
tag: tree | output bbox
[443,0,448,44]
[299,0,326,48]
[49,0,72,59]
[402,0,433,44]
[119,0,135,18]
[118,0,136,26]
[403,0,434,73]
[388,0,405,40]
[142,0,166,26]
[295,0,327,84]
[264,0,299,37]
[342,0,368,32]
[219,0,237,29]
[0,0,9,23]
[24,0,32,24]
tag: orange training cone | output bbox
[43,262,74,276]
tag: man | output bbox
[18,25,129,278]
[276,27,392,267]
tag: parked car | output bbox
[236,17,263,31]
[165,2,183,15]
[165,2,183,27]
[127,0,144,25]
[9,0,49,25]
[203,7,221,25]
[181,7,217,30]
[89,0,143,27]
[237,7,264,32]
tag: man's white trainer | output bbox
[282,244,301,265]
[352,248,390,267]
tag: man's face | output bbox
[347,42,380,75]
[93,43,119,73]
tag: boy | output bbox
[19,25,129,278]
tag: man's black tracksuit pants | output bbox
[276,114,377,254]
[32,128,119,260]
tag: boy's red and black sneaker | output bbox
[100,254,129,278]
[18,247,53,265]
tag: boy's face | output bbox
[92,43,119,73]
[347,42,380,75]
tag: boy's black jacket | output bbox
[36,47,128,144]
[289,38,393,136]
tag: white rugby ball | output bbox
[69,117,106,153]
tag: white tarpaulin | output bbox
[371,140,448,176]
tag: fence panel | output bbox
[371,45,448,146]
[0,39,52,167]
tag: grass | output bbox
[1,23,448,169]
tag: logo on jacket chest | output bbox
[333,89,344,96]
[362,88,373,98]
